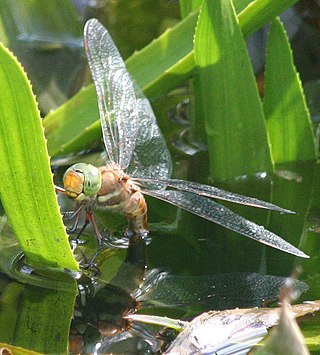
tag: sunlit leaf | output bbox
[263,18,316,164]
[179,0,202,18]
[238,0,299,36]
[44,0,299,158]
[194,0,273,180]
[0,43,78,271]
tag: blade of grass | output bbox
[0,43,78,271]
[263,18,316,163]
[194,0,273,180]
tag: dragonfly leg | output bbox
[67,212,80,235]
[63,203,84,234]
[75,213,91,243]
[64,203,84,221]
[81,210,103,268]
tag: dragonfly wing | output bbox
[84,19,138,168]
[127,96,172,189]
[136,178,293,213]
[142,189,308,258]
[137,271,308,309]
[167,309,271,355]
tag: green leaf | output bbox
[194,0,273,180]
[179,0,202,18]
[233,0,255,14]
[263,18,316,164]
[0,43,78,271]
[44,0,301,159]
[238,0,299,36]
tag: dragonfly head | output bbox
[63,163,101,201]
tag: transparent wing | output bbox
[84,19,138,168]
[142,189,308,258]
[136,178,293,213]
[136,271,308,309]
[127,96,172,188]
[84,19,172,179]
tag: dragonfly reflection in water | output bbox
[60,19,308,262]
[70,235,310,354]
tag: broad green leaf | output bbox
[263,18,316,164]
[238,0,299,36]
[233,0,255,13]
[179,0,202,18]
[194,0,272,180]
[44,0,299,158]
[189,0,255,145]
[0,43,78,271]
[265,163,315,275]
[123,11,198,99]
[44,85,101,157]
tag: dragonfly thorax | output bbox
[96,164,132,203]
[63,163,102,201]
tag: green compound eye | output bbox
[83,164,101,196]
[64,163,101,197]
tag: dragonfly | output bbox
[61,18,308,262]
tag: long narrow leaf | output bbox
[238,0,299,36]
[263,18,316,163]
[0,44,78,271]
[44,0,299,158]
[194,0,273,180]
[179,0,202,18]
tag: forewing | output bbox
[84,19,138,168]
[136,178,293,213]
[127,96,172,189]
[137,272,307,309]
[142,189,308,258]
